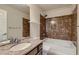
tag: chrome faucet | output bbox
[10,38,20,44]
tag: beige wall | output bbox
[29,5,40,39]
[0,5,29,39]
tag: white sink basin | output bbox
[10,43,31,51]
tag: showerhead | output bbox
[44,15,47,17]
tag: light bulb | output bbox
[51,21,56,24]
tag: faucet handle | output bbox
[14,38,21,44]
[9,37,14,44]
[9,37,21,44]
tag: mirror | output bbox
[0,9,7,42]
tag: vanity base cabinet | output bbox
[26,43,42,55]
[36,49,42,55]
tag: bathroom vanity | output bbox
[26,43,42,55]
[0,39,43,55]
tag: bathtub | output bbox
[43,38,76,55]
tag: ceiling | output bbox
[7,4,73,14]
[7,4,30,14]
[37,4,72,11]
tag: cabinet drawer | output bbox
[27,48,37,55]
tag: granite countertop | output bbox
[0,39,43,55]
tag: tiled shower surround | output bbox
[46,14,77,41]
